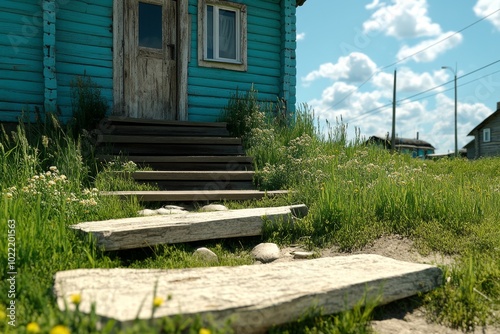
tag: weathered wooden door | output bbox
[124,0,177,120]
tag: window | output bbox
[483,128,491,142]
[198,0,247,71]
[139,2,163,49]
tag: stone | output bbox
[251,243,280,263]
[162,205,186,211]
[156,208,186,215]
[199,204,228,212]
[193,247,218,263]
[292,251,315,259]
[54,254,443,334]
[137,209,157,216]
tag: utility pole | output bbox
[442,65,458,157]
[391,69,397,153]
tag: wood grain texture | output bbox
[54,254,442,333]
[71,204,306,250]
[100,189,288,202]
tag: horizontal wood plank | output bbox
[100,190,288,202]
[54,255,442,333]
[100,124,230,137]
[71,205,308,251]
[97,155,252,163]
[130,171,254,181]
[105,116,228,128]
[100,135,241,145]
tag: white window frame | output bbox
[198,0,247,71]
[483,128,491,142]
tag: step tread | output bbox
[100,135,241,145]
[105,117,227,128]
[97,155,253,163]
[101,190,288,201]
[100,124,230,137]
[129,171,254,181]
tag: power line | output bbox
[381,8,500,70]
[324,8,500,112]
[398,68,500,107]
[345,59,500,123]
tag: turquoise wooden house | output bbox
[1,0,306,124]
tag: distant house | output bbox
[466,102,500,159]
[0,0,306,124]
[367,135,435,158]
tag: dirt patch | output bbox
[322,234,455,266]
[277,235,499,334]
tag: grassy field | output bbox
[0,98,499,333]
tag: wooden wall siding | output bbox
[280,0,297,114]
[187,0,297,122]
[43,0,57,112]
[55,0,114,122]
[476,114,500,157]
[0,0,45,122]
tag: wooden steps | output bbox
[96,117,280,202]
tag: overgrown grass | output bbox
[0,117,239,333]
[222,91,500,332]
[0,89,499,333]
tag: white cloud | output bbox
[474,0,500,31]
[302,52,377,85]
[372,67,447,93]
[363,0,442,39]
[307,71,494,153]
[365,0,384,10]
[396,31,463,63]
[297,32,306,41]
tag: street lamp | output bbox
[442,65,458,157]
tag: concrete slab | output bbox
[54,254,442,333]
[71,205,308,251]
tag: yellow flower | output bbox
[0,309,6,321]
[27,322,41,333]
[50,325,70,334]
[70,293,81,305]
[152,296,164,308]
[199,328,212,334]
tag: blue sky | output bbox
[296,0,500,153]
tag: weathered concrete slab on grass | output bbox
[54,254,442,333]
[71,205,308,251]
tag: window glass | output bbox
[139,2,163,49]
[483,128,491,142]
[206,5,214,59]
[218,9,236,59]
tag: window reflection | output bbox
[139,2,162,49]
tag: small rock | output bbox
[199,204,229,212]
[163,205,186,211]
[251,243,280,263]
[156,208,186,215]
[193,247,218,263]
[292,251,315,259]
[137,209,157,216]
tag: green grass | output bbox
[0,98,499,333]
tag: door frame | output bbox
[113,0,189,120]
